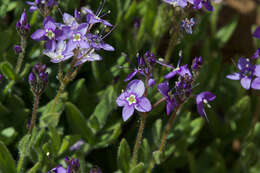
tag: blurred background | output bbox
[1,0,260,172]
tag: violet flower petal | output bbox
[122,105,134,121]
[134,97,152,112]
[240,77,251,90]
[226,72,240,80]
[251,77,260,90]
[126,80,145,97]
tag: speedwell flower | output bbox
[226,56,260,90]
[181,18,195,34]
[196,91,216,121]
[116,80,152,121]
[31,16,63,51]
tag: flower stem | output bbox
[17,154,25,173]
[131,112,148,167]
[15,36,26,74]
[29,94,40,133]
[50,81,65,113]
[146,105,181,173]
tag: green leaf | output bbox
[153,119,162,146]
[65,102,94,144]
[117,138,131,172]
[153,150,162,165]
[40,113,60,128]
[0,61,15,80]
[215,17,238,47]
[18,134,31,157]
[140,138,150,163]
[58,135,80,156]
[0,141,16,173]
[19,63,31,79]
[0,127,17,145]
[129,162,144,173]
[27,162,41,173]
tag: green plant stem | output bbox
[50,51,79,113]
[131,112,148,167]
[17,154,25,173]
[146,105,181,173]
[165,31,177,63]
[15,36,26,74]
[29,94,40,133]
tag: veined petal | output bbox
[126,80,145,97]
[43,16,56,30]
[226,72,240,80]
[135,97,152,112]
[45,40,56,51]
[31,29,45,40]
[101,43,115,51]
[240,77,251,90]
[251,78,260,90]
[157,81,170,97]
[254,65,260,77]
[49,165,66,173]
[116,92,127,107]
[122,105,134,121]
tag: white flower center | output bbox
[73,33,81,42]
[203,99,211,108]
[246,58,250,62]
[56,54,64,59]
[126,94,137,105]
[45,29,55,39]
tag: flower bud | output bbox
[14,45,22,54]
[16,10,30,36]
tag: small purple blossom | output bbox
[14,45,22,54]
[82,7,113,27]
[226,51,260,90]
[192,0,214,11]
[43,41,74,63]
[31,16,63,51]
[192,56,203,71]
[196,91,216,121]
[165,64,192,79]
[181,18,195,34]
[116,80,152,121]
[49,157,80,173]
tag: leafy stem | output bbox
[15,36,27,74]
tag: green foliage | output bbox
[0,141,16,173]
[117,139,131,173]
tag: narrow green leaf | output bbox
[0,61,15,80]
[18,134,31,157]
[129,162,144,173]
[117,138,131,172]
[0,141,16,173]
[153,151,162,165]
[65,102,94,144]
[27,162,41,173]
[215,17,238,47]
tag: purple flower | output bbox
[163,0,188,8]
[116,80,152,121]
[165,64,192,79]
[192,0,214,11]
[181,18,195,34]
[192,56,203,71]
[31,16,63,51]
[226,56,260,90]
[75,49,102,66]
[196,91,216,121]
[16,10,30,35]
[14,45,22,54]
[253,27,260,39]
[49,157,80,173]
[64,23,90,52]
[82,7,112,27]
[86,33,114,51]
[157,82,176,115]
[49,165,66,173]
[43,41,74,63]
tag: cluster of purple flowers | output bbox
[29,3,114,65]
[29,63,48,95]
[163,0,213,11]
[16,10,30,36]
[49,156,80,173]
[116,51,215,121]
[226,49,260,90]
[27,0,56,16]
